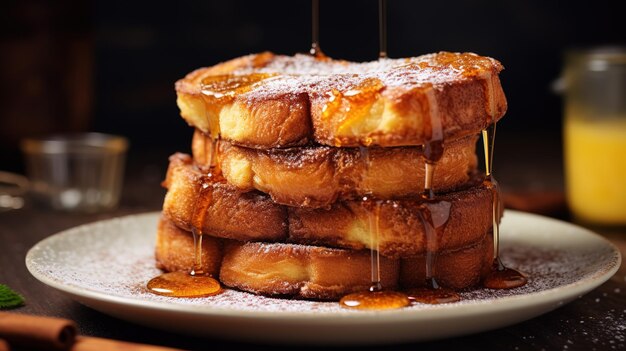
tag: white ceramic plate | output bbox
[25,210,621,345]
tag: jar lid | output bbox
[566,46,626,69]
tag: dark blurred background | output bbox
[1,0,623,196]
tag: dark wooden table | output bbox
[1,145,625,351]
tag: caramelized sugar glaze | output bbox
[149,0,526,304]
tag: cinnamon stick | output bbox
[0,312,185,351]
[73,337,184,351]
[0,311,76,350]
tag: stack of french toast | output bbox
[155,51,507,300]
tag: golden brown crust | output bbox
[162,154,288,242]
[400,234,494,290]
[192,129,479,207]
[161,154,495,258]
[175,52,507,148]
[155,216,493,299]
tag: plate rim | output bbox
[25,209,622,323]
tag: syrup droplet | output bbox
[147,271,221,298]
[309,0,326,58]
[405,285,460,304]
[147,229,221,297]
[340,290,411,310]
[379,0,387,59]
[483,257,528,289]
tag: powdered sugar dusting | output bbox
[26,212,620,314]
[217,52,502,100]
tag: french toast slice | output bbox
[219,240,400,300]
[162,153,495,258]
[192,129,479,208]
[175,51,506,148]
[155,217,493,300]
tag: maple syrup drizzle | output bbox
[481,124,499,260]
[190,228,205,276]
[357,149,386,295]
[311,0,319,51]
[200,130,211,166]
[421,94,449,282]
[379,0,387,58]
[147,173,222,297]
[423,160,436,200]
[339,147,410,310]
[405,90,460,304]
[147,135,223,297]
[481,122,527,289]
[310,0,323,57]
[404,178,459,303]
[363,192,382,292]
[146,227,221,297]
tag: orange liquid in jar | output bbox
[565,116,626,225]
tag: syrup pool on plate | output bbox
[147,229,221,298]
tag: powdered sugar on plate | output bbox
[26,211,620,314]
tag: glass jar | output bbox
[20,133,128,213]
[561,47,626,226]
